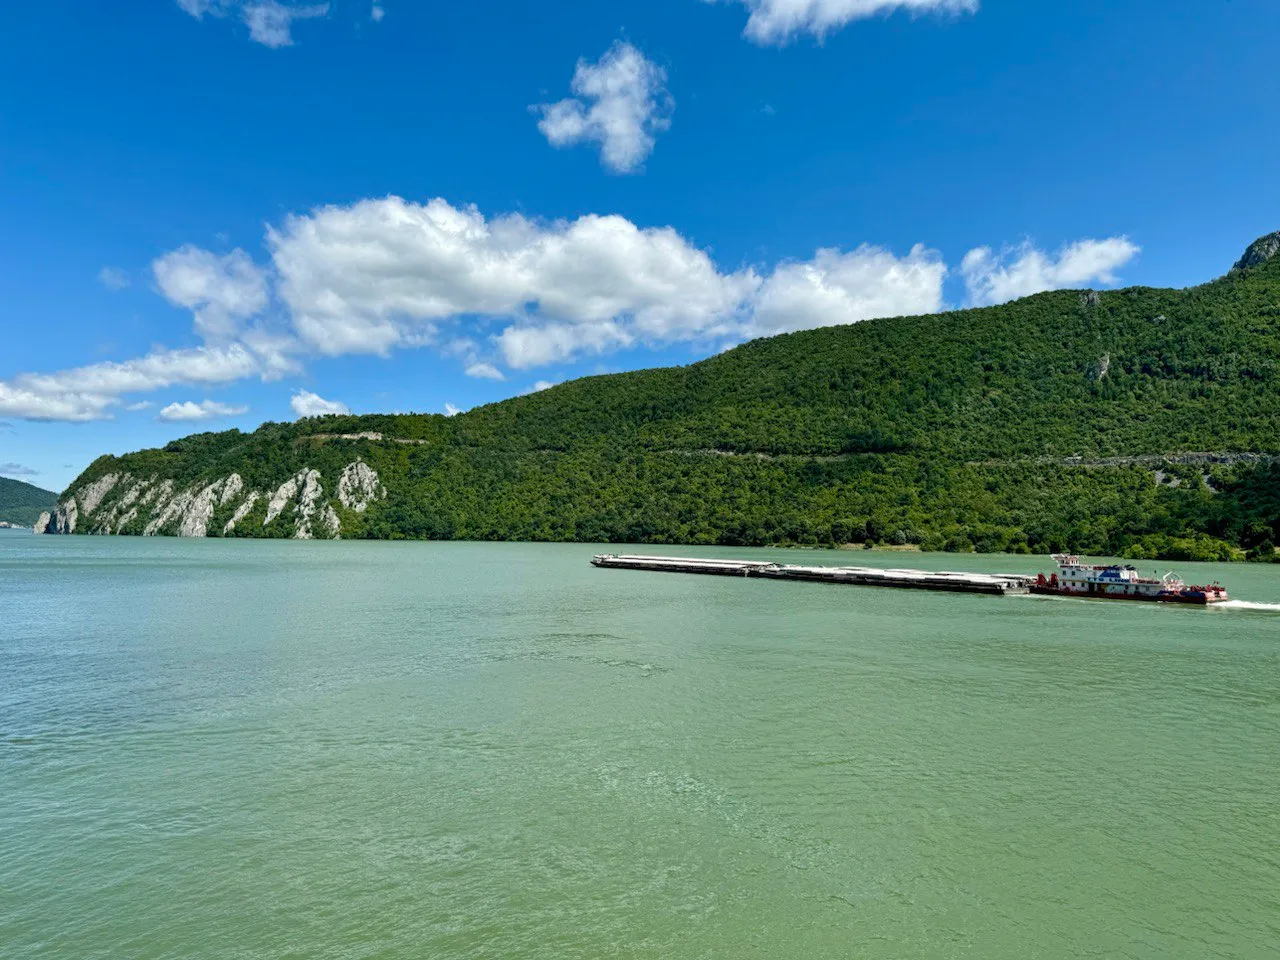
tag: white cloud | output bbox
[521,380,561,395]
[533,42,673,174]
[157,399,249,422]
[371,3,385,21]
[290,389,350,418]
[125,401,154,412]
[747,244,947,337]
[269,196,758,362]
[723,0,979,45]
[0,345,263,422]
[98,267,130,291]
[153,246,270,340]
[175,0,218,15]
[242,2,329,48]
[961,237,1140,306]
[1,462,38,479]
[444,403,462,417]
[174,0,328,47]
[465,362,506,381]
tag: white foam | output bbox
[1216,600,1280,613]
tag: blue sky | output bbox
[2,0,1278,492]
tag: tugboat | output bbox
[1031,554,1229,605]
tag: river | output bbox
[3,532,1279,958]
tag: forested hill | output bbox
[0,477,57,526]
[46,232,1280,559]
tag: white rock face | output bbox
[145,488,194,536]
[99,477,148,531]
[52,466,343,541]
[140,480,167,508]
[116,479,147,512]
[115,508,138,533]
[78,474,121,518]
[337,460,384,513]
[224,492,261,535]
[177,481,226,538]
[52,499,78,534]
[263,469,337,539]
[293,470,325,540]
[319,504,341,539]
[33,512,51,534]
[265,474,303,526]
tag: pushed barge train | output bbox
[1031,555,1229,605]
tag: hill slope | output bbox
[0,476,58,526]
[41,232,1280,560]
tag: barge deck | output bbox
[591,554,1034,596]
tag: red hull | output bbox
[1029,586,1225,605]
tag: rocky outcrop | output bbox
[265,472,307,526]
[1231,231,1280,274]
[338,460,385,512]
[78,474,120,518]
[51,499,78,534]
[33,511,51,534]
[220,474,244,505]
[44,460,380,541]
[265,468,337,539]
[175,481,228,538]
[224,492,260,535]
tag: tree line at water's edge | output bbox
[59,234,1280,561]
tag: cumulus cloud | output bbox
[1,462,38,478]
[174,0,328,48]
[465,362,506,381]
[722,0,979,45]
[533,42,673,174]
[98,267,130,291]
[371,3,384,21]
[747,244,947,337]
[290,389,350,418]
[157,399,249,422]
[153,246,270,340]
[0,345,263,421]
[444,402,462,417]
[961,237,1140,306]
[269,196,758,362]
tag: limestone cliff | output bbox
[38,460,384,540]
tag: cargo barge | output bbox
[591,554,1034,595]
[592,553,1230,604]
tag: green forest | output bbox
[0,476,57,526]
[58,233,1280,560]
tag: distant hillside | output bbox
[0,476,58,526]
[40,232,1280,560]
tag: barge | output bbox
[592,553,1231,605]
[591,554,1034,596]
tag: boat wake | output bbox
[1216,600,1280,613]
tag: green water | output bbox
[3,532,1280,959]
